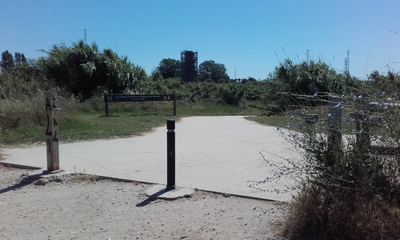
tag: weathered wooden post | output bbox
[354,97,371,152]
[166,119,175,190]
[45,92,60,172]
[105,101,109,117]
[327,96,343,166]
[104,95,110,117]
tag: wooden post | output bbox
[327,96,343,166]
[45,92,60,172]
[104,94,110,117]
[105,101,109,117]
[355,98,371,152]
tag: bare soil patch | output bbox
[0,165,287,239]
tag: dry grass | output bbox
[282,184,400,240]
[69,173,102,182]
[0,96,46,129]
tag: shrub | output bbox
[0,97,45,129]
[0,63,51,99]
[283,184,400,239]
[243,80,266,101]
[175,82,220,102]
[219,82,245,105]
[257,87,400,239]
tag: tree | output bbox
[150,68,163,82]
[157,58,181,79]
[127,64,147,93]
[38,41,100,99]
[39,40,140,100]
[368,70,400,94]
[198,60,229,83]
[240,77,257,83]
[1,50,15,71]
[263,59,347,112]
[14,52,27,65]
[95,48,139,95]
[275,59,344,95]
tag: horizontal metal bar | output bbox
[104,95,174,102]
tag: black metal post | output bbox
[166,119,175,190]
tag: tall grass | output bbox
[0,96,45,129]
[283,184,400,239]
[0,95,263,146]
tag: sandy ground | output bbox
[0,165,288,240]
[2,116,301,202]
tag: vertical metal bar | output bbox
[166,119,175,190]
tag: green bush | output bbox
[175,82,219,102]
[0,63,51,99]
[219,83,245,105]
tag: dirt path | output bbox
[0,165,287,239]
[2,116,300,202]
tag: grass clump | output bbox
[0,96,45,129]
[283,184,400,239]
[70,173,101,182]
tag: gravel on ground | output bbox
[0,165,287,240]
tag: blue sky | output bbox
[1,0,400,80]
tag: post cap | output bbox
[167,119,175,130]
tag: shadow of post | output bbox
[0,171,49,195]
[135,188,171,207]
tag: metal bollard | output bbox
[166,119,175,190]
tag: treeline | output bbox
[1,40,399,111]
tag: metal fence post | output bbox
[166,119,175,190]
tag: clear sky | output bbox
[1,0,400,80]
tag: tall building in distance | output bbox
[180,50,198,82]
